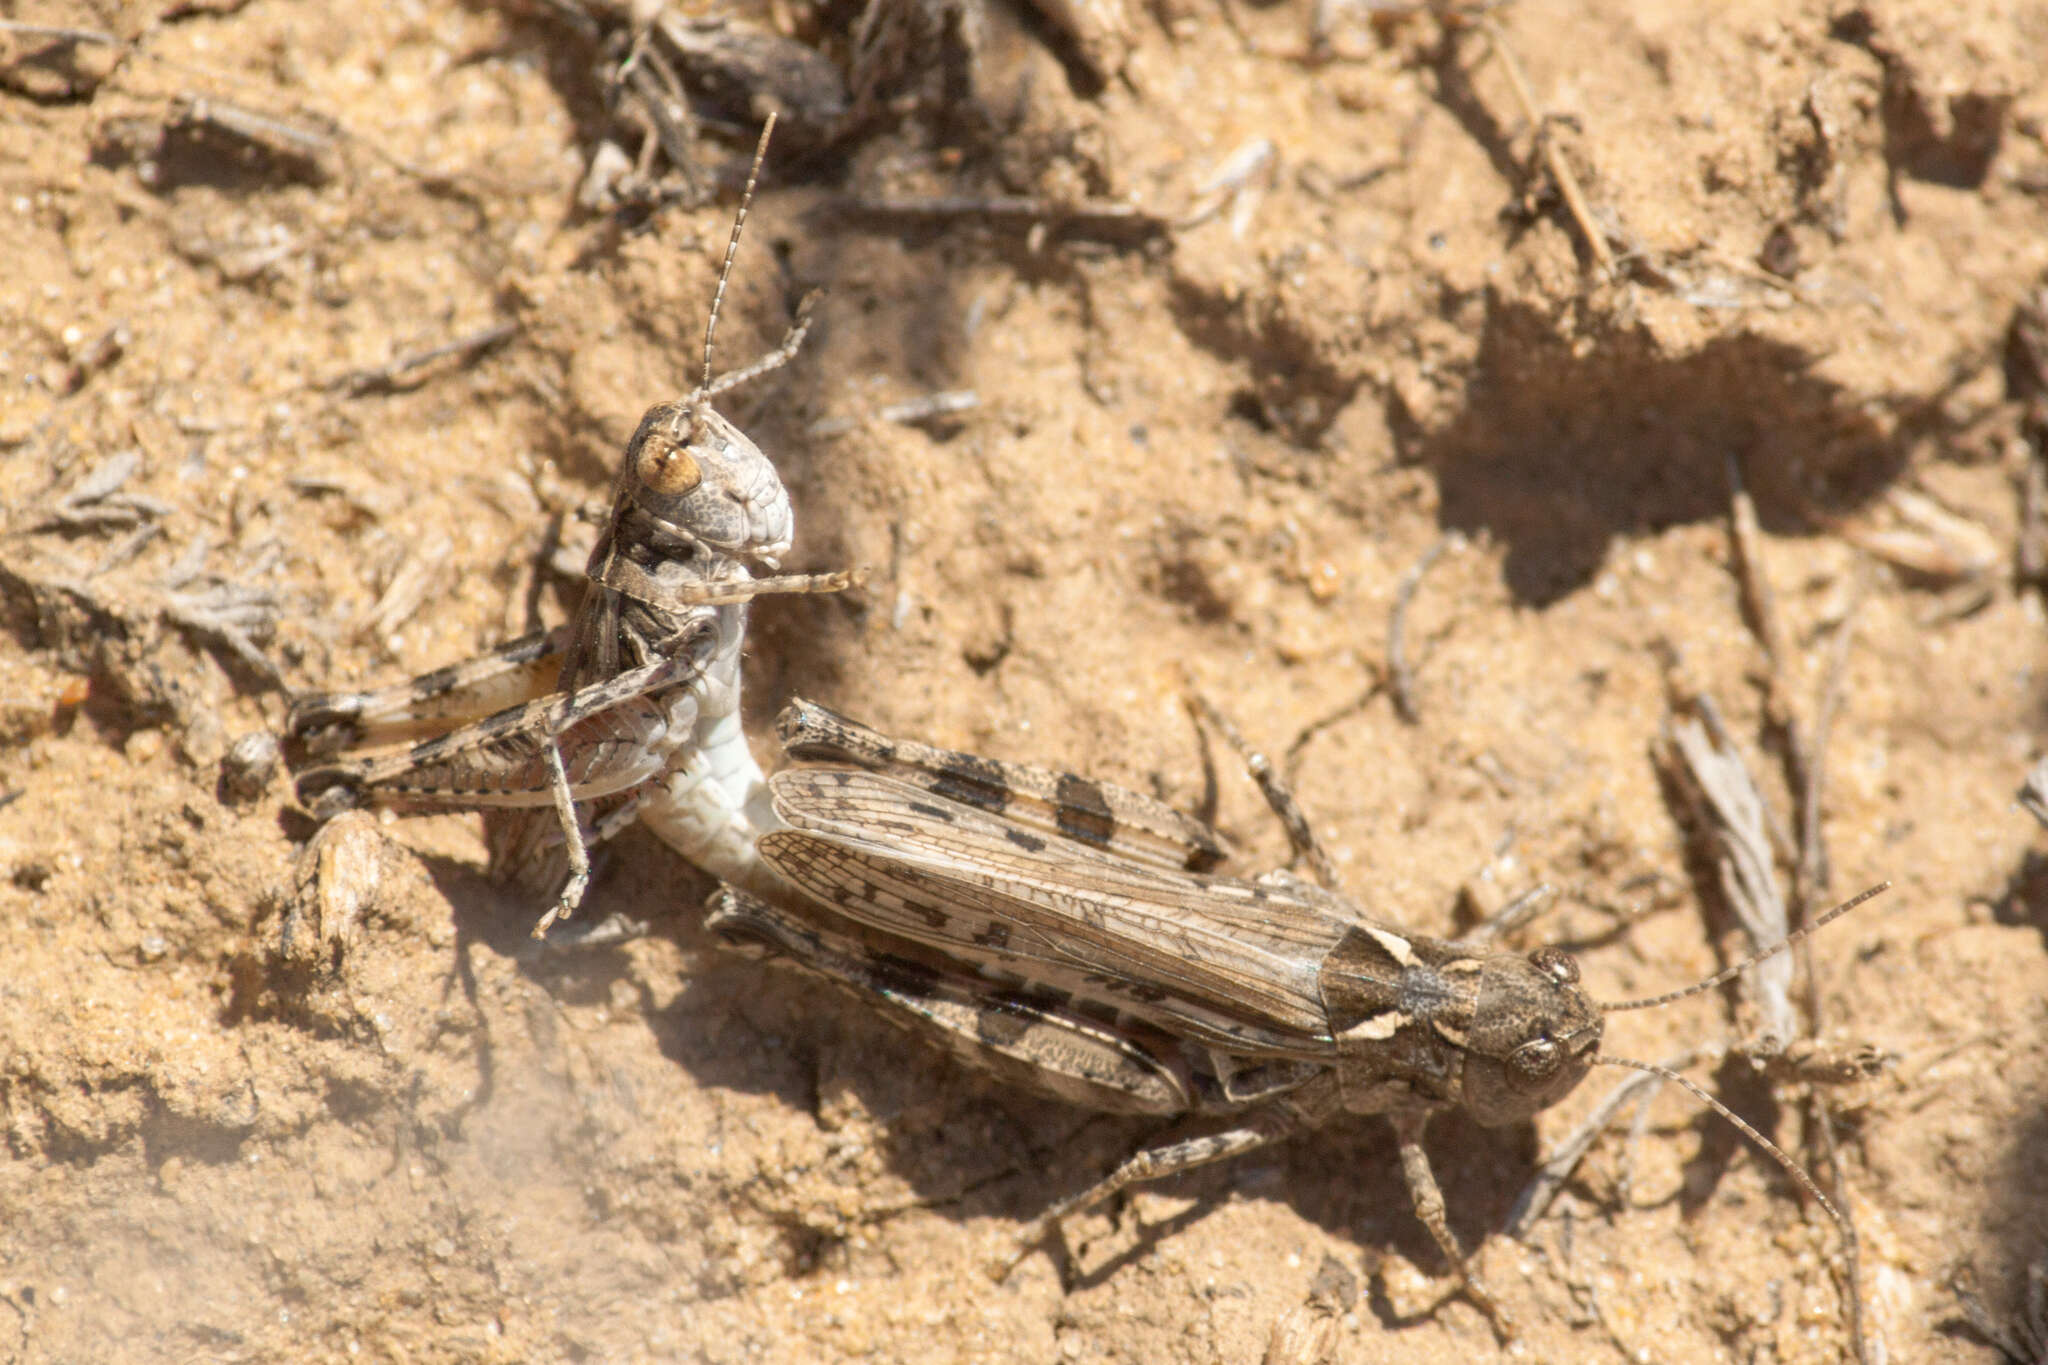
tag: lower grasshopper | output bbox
[706,698,1886,1338]
[288,116,852,934]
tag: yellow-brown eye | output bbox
[635,433,702,494]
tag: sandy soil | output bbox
[3,1,2047,1361]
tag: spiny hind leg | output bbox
[706,888,1189,1116]
[288,628,570,756]
[292,652,698,817]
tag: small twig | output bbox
[179,95,335,156]
[1953,1251,2048,1364]
[878,390,979,425]
[87,522,162,579]
[0,21,119,44]
[1665,710,1799,1050]
[1613,1065,1666,1210]
[23,450,170,532]
[1800,580,1870,1365]
[1729,459,1844,916]
[1727,460,1799,726]
[806,390,981,439]
[357,532,453,642]
[1177,137,1278,235]
[2019,757,2048,830]
[61,449,143,507]
[1261,1256,1355,1365]
[325,321,520,397]
[2020,458,2048,585]
[836,194,1171,244]
[1282,681,1388,769]
[164,589,284,687]
[160,533,212,591]
[1766,1037,1890,1087]
[1669,659,1871,1361]
[515,912,652,957]
[1473,16,1615,275]
[620,56,702,198]
[1460,881,1554,948]
[1799,566,1865,899]
[1691,692,1798,864]
[1387,532,1461,725]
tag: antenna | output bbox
[1595,1055,1843,1219]
[696,112,779,401]
[1596,882,1890,1013]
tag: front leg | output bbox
[1390,1107,1514,1340]
[531,740,593,937]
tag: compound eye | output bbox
[1510,1037,1560,1081]
[1530,945,1579,985]
[635,432,702,495]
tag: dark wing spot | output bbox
[1028,983,1073,1010]
[872,954,942,1001]
[1071,995,1123,1027]
[972,921,1012,950]
[502,632,558,665]
[904,892,952,930]
[470,707,534,740]
[409,663,463,700]
[1054,773,1116,848]
[929,753,1013,814]
[907,800,957,823]
[1004,826,1046,853]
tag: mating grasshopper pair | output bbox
[285,117,1882,1345]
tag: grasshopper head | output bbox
[616,398,795,566]
[1458,946,1603,1126]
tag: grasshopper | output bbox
[287,116,852,934]
[706,698,1886,1337]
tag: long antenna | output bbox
[1593,1054,1851,1229]
[1596,882,1890,1013]
[1592,1052,1861,1352]
[697,112,779,399]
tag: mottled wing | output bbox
[777,698,1233,873]
[760,768,1351,1057]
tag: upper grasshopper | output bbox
[287,115,852,934]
